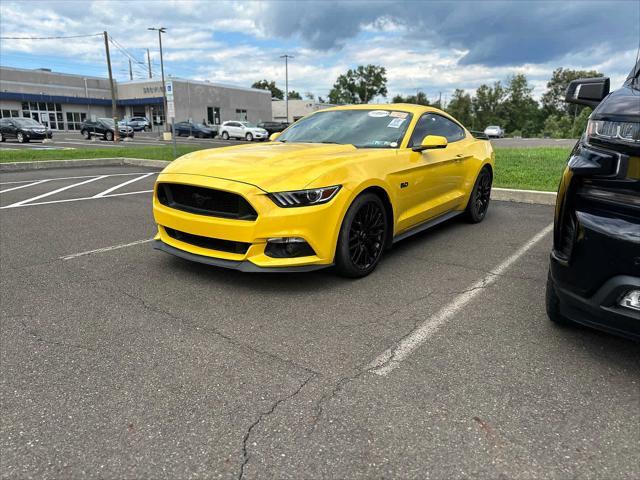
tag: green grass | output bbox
[493,147,569,191]
[0,144,571,192]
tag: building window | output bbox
[0,110,19,118]
[207,106,221,125]
[235,109,247,121]
[66,112,86,131]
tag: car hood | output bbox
[161,142,377,191]
[592,84,640,122]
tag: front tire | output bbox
[465,167,492,223]
[245,132,253,142]
[0,132,4,142]
[335,193,387,278]
[17,132,27,143]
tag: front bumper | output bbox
[152,173,347,270]
[25,131,48,140]
[549,265,640,340]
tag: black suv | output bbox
[0,117,52,143]
[80,118,134,141]
[257,121,289,135]
[546,60,640,340]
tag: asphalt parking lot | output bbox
[0,132,576,151]
[1,165,638,479]
[0,131,243,151]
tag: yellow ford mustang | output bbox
[152,104,494,277]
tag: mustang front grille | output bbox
[163,226,250,254]
[157,183,257,220]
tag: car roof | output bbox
[323,103,445,115]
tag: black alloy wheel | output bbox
[336,193,387,278]
[465,167,492,223]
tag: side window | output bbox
[409,114,465,146]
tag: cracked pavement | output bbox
[1,166,639,479]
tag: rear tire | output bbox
[546,270,573,326]
[221,131,229,140]
[81,129,90,140]
[465,167,492,223]
[105,131,114,141]
[335,193,387,278]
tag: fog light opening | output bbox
[619,290,640,312]
[265,237,315,258]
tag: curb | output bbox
[491,187,556,205]
[0,157,170,172]
[0,158,557,205]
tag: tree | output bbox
[502,74,540,134]
[251,79,284,100]
[446,89,473,126]
[287,90,302,100]
[541,67,602,116]
[304,91,315,100]
[543,114,573,138]
[392,91,430,105]
[328,64,388,104]
[472,81,506,130]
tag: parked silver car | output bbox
[219,121,269,141]
[484,125,505,138]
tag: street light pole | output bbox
[149,27,168,134]
[280,54,293,122]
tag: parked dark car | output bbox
[257,121,289,135]
[80,118,134,141]
[120,117,151,131]
[546,60,640,340]
[0,117,52,143]
[173,121,217,138]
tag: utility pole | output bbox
[280,54,293,122]
[103,31,119,142]
[128,59,133,80]
[147,49,153,78]
[149,27,168,134]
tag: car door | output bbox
[392,113,469,232]
[5,119,18,139]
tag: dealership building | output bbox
[0,66,272,131]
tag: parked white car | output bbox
[219,121,269,141]
[484,125,505,138]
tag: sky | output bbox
[0,0,638,103]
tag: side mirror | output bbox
[413,135,448,152]
[269,132,281,142]
[565,77,610,108]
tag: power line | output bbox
[0,33,103,40]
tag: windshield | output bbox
[14,118,42,127]
[276,109,413,148]
[241,122,258,128]
[99,118,115,127]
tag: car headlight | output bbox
[268,185,341,207]
[587,119,640,145]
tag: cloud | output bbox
[0,0,637,101]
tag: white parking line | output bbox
[2,176,107,208]
[368,223,554,376]
[0,172,157,185]
[0,179,51,194]
[0,189,153,209]
[60,238,154,260]
[93,172,155,197]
